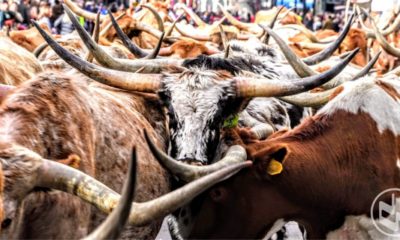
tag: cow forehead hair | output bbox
[163,68,235,91]
[319,76,400,135]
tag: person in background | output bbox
[51,0,62,27]
[18,0,31,28]
[53,10,74,35]
[37,1,51,28]
[9,1,24,27]
[313,15,322,31]
[303,10,313,30]
[323,14,334,30]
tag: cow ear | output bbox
[256,144,289,176]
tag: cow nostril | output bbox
[1,218,12,229]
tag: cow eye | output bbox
[1,218,12,229]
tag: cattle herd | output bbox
[0,0,399,239]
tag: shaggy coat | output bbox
[187,76,400,239]
[0,72,170,239]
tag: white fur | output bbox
[319,77,400,136]
[164,69,234,162]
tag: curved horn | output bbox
[235,49,358,97]
[278,88,337,107]
[35,149,252,226]
[99,12,126,38]
[62,5,181,73]
[64,0,105,22]
[276,24,319,43]
[178,4,207,27]
[109,11,164,59]
[264,6,284,44]
[33,41,51,58]
[165,12,184,38]
[86,11,101,63]
[144,130,247,182]
[174,23,211,41]
[83,147,137,240]
[358,5,400,38]
[218,24,228,51]
[217,3,261,34]
[302,13,355,65]
[141,4,164,32]
[33,39,70,58]
[350,50,381,81]
[32,20,162,92]
[368,11,400,58]
[261,25,316,77]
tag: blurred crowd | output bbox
[0,0,347,35]
[302,10,346,32]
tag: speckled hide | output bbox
[0,72,170,239]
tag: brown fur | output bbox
[9,23,51,52]
[189,109,400,239]
[0,37,42,85]
[0,72,170,239]
[377,80,400,100]
[340,28,368,67]
[255,8,301,25]
[162,40,211,58]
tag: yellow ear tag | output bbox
[267,159,283,175]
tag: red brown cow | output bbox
[9,23,51,52]
[0,69,251,239]
[160,76,400,239]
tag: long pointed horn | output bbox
[302,13,355,65]
[62,5,181,73]
[278,88,337,107]
[276,24,319,43]
[84,147,137,240]
[350,50,381,81]
[109,11,164,59]
[178,4,207,27]
[144,130,247,182]
[264,6,284,44]
[141,4,164,32]
[35,149,252,226]
[174,23,211,41]
[218,24,228,51]
[368,10,400,58]
[260,25,316,77]
[217,3,261,34]
[32,20,162,92]
[235,49,358,97]
[99,12,126,38]
[109,10,146,58]
[33,39,69,58]
[86,11,101,63]
[165,12,184,38]
[64,0,105,22]
[358,6,400,38]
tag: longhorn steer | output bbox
[0,70,252,239]
[34,17,358,165]
[174,76,400,239]
[0,72,171,239]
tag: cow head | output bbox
[158,64,246,164]
[32,18,357,165]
